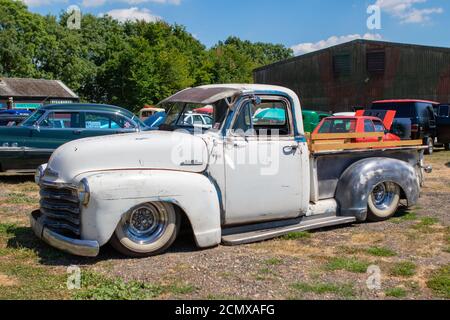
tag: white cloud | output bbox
[21,0,67,7]
[104,7,161,22]
[82,0,181,7]
[82,0,106,8]
[375,0,443,24]
[291,33,383,56]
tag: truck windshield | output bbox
[158,100,228,131]
[21,110,45,127]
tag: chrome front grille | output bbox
[39,184,81,238]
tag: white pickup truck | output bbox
[31,84,431,257]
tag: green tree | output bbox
[0,0,294,111]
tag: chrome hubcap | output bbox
[371,182,396,211]
[123,204,168,245]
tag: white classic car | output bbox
[31,84,431,257]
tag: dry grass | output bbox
[0,150,449,300]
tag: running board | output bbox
[221,215,356,246]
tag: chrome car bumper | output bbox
[30,210,100,257]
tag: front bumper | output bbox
[30,210,100,257]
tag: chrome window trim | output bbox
[35,109,139,131]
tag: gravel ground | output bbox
[0,150,449,300]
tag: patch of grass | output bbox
[0,223,17,237]
[74,272,164,300]
[74,272,198,300]
[207,294,246,300]
[264,258,283,266]
[281,231,311,240]
[337,246,360,255]
[426,265,450,299]
[390,211,418,224]
[324,257,370,274]
[291,282,354,298]
[365,246,397,257]
[412,217,440,233]
[444,227,450,253]
[166,282,196,295]
[0,262,68,300]
[385,287,407,298]
[390,262,417,277]
[5,193,36,205]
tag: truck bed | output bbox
[309,146,425,202]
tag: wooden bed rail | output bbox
[306,132,423,152]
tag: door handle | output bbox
[233,141,247,148]
[283,144,299,154]
[73,130,82,135]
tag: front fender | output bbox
[335,158,420,222]
[79,170,221,248]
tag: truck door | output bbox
[223,96,304,225]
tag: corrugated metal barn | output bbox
[253,39,450,113]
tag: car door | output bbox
[30,111,82,150]
[223,96,304,225]
[25,111,82,168]
[80,111,137,138]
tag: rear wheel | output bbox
[425,137,434,155]
[110,202,180,257]
[367,182,401,222]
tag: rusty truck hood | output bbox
[46,131,209,182]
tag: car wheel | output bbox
[367,182,401,222]
[425,137,434,155]
[110,202,180,257]
[445,143,450,151]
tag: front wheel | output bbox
[367,182,401,222]
[110,202,180,257]
[444,143,450,151]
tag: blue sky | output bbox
[23,0,450,55]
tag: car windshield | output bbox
[158,100,228,131]
[318,118,356,133]
[21,109,45,126]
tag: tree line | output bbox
[0,0,293,112]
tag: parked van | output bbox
[369,99,439,154]
[436,104,450,150]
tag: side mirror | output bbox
[33,121,41,132]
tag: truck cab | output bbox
[31,85,429,257]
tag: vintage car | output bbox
[369,99,439,154]
[0,109,32,126]
[31,84,430,257]
[313,113,401,143]
[139,106,165,121]
[0,104,147,172]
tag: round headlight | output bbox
[34,166,45,185]
[77,179,90,206]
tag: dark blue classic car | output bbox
[0,104,148,172]
[0,109,32,126]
